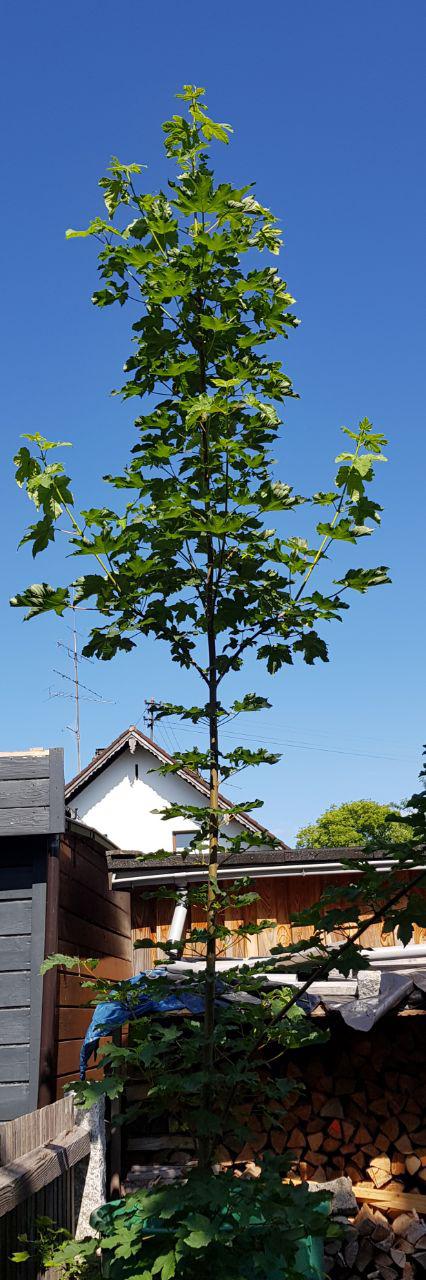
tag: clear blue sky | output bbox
[1,1,425,843]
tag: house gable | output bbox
[66,730,259,853]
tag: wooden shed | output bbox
[0,749,132,1120]
[0,749,65,1121]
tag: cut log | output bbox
[405,1222,426,1245]
[320,1098,344,1119]
[328,1119,342,1139]
[357,1239,374,1271]
[403,1114,421,1134]
[323,1138,340,1154]
[395,1135,413,1155]
[288,1128,305,1149]
[390,1248,406,1268]
[270,1130,286,1154]
[354,1202,376,1232]
[383,1118,400,1142]
[307,1117,324,1134]
[295,1104,311,1122]
[344,1239,359,1267]
[405,1155,421,1177]
[370,1099,391,1117]
[307,1132,323,1152]
[392,1214,418,1236]
[356,1126,374,1146]
[368,1167,393,1189]
[408,1128,426,1144]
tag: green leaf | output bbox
[335,566,390,593]
[161,1251,176,1279]
[184,1226,214,1249]
[40,953,99,975]
[10,584,70,619]
[231,694,272,714]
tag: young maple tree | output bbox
[13,86,425,1279]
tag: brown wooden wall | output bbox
[55,831,131,1096]
[131,872,426,964]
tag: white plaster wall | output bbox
[71,745,241,852]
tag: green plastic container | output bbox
[295,1228,325,1279]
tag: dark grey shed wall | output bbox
[0,748,64,837]
[0,748,65,1120]
[0,845,47,1119]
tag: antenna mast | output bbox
[71,599,81,772]
[48,596,113,771]
[144,698,156,739]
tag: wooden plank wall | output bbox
[0,1168,74,1280]
[0,750,64,838]
[0,1097,74,1165]
[0,844,47,1121]
[56,830,132,1096]
[131,873,406,963]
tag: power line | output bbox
[167,722,415,765]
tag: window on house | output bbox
[173,830,199,853]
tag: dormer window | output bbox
[173,830,199,853]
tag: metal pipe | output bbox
[167,890,188,944]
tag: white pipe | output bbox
[363,942,426,961]
[167,890,188,944]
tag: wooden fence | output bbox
[0,1097,90,1280]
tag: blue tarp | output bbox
[79,970,319,1078]
[80,970,226,1078]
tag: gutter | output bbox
[111,859,398,887]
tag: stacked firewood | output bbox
[220,1027,426,1196]
[123,1022,426,1214]
[325,1205,426,1280]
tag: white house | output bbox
[65,725,426,966]
[65,724,280,856]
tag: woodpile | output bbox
[123,1019,426,1258]
[325,1204,426,1280]
[220,1024,426,1199]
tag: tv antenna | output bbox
[143,698,159,739]
[49,595,113,772]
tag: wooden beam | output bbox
[0,756,49,781]
[127,1135,194,1152]
[48,747,65,833]
[0,1123,90,1216]
[0,807,51,836]
[353,1182,426,1212]
[0,779,49,810]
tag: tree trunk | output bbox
[198,642,219,1169]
